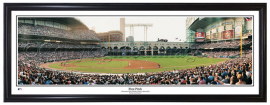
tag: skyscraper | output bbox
[120,18,125,42]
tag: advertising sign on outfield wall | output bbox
[211,33,218,40]
[235,25,242,38]
[218,32,223,40]
[206,31,210,39]
[222,30,234,39]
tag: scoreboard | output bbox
[195,32,205,42]
[195,32,205,38]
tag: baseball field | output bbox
[40,56,228,73]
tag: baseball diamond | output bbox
[40,57,228,73]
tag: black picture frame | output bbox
[4,3,267,102]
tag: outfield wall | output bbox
[100,41,190,55]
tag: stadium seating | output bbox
[19,42,98,49]
[190,40,252,49]
[17,50,252,85]
[18,23,100,40]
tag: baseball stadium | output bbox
[18,17,253,85]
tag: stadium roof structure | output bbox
[18,17,89,30]
[188,17,233,31]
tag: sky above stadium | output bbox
[76,17,187,42]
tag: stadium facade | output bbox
[18,17,191,59]
[186,17,252,58]
[186,17,252,43]
[97,31,123,42]
[18,17,100,43]
[99,41,189,56]
[18,17,252,58]
[18,17,102,60]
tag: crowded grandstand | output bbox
[17,17,253,85]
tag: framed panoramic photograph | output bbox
[4,3,266,102]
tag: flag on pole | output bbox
[245,17,252,21]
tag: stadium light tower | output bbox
[125,23,153,42]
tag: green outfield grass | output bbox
[48,63,64,69]
[48,56,228,73]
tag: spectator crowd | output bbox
[18,23,100,40]
[19,42,99,49]
[190,40,252,49]
[18,50,252,85]
[19,50,108,63]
